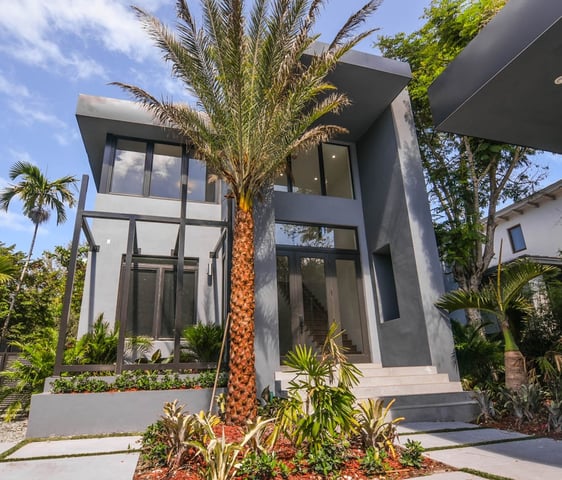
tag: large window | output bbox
[107,136,216,202]
[121,257,197,339]
[275,143,354,199]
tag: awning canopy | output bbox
[428,0,562,154]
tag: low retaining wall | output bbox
[27,388,224,438]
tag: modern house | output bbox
[44,46,476,431]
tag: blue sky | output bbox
[0,0,561,258]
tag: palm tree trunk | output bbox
[225,204,257,425]
[500,316,528,391]
[0,222,39,348]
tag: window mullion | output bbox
[318,144,327,196]
[144,142,154,197]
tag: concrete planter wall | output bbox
[27,387,224,438]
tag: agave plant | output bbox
[357,398,404,458]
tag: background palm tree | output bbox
[0,161,77,347]
[114,0,379,424]
[437,258,558,391]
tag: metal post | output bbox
[54,175,89,376]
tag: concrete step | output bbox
[353,381,463,398]
[356,373,452,387]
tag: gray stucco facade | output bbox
[72,47,459,391]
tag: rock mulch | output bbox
[0,420,27,443]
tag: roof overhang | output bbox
[77,45,411,190]
[428,0,562,153]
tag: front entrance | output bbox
[276,249,370,362]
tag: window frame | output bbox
[277,142,355,199]
[102,134,217,203]
[507,224,527,253]
[118,255,199,340]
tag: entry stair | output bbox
[274,363,478,422]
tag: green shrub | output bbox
[182,323,224,362]
[357,398,403,457]
[399,439,425,469]
[360,447,389,476]
[237,451,289,479]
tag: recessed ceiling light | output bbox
[555,76,562,85]
[332,155,336,158]
[314,177,318,181]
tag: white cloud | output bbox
[0,210,35,234]
[0,72,30,98]
[7,150,35,166]
[0,0,168,79]
[9,100,67,130]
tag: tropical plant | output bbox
[360,446,389,476]
[278,322,361,455]
[113,0,379,424]
[471,387,496,423]
[188,414,274,480]
[547,399,562,433]
[451,319,503,388]
[399,439,425,469]
[182,323,224,362]
[0,161,76,345]
[0,327,58,420]
[501,382,544,426]
[0,255,15,285]
[437,258,558,390]
[356,398,403,457]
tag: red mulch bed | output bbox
[134,424,455,480]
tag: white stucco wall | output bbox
[491,195,562,266]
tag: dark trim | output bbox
[507,224,527,253]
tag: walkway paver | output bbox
[410,472,484,479]
[397,421,480,434]
[399,428,528,449]
[0,442,17,455]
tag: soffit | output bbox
[428,0,562,154]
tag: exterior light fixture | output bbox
[554,76,562,85]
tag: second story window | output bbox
[106,136,216,203]
[275,143,354,199]
[508,224,527,253]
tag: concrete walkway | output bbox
[0,423,560,479]
[399,422,562,480]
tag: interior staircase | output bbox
[275,363,478,422]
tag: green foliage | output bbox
[451,320,503,387]
[546,399,562,433]
[140,420,169,467]
[0,327,57,420]
[307,443,347,478]
[360,446,389,476]
[356,398,403,457]
[278,323,361,455]
[182,323,224,363]
[437,259,558,353]
[0,255,15,284]
[69,315,118,364]
[237,451,289,480]
[257,386,287,419]
[399,439,425,469]
[50,370,227,394]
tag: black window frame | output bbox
[507,224,527,253]
[118,255,199,340]
[277,142,355,199]
[102,134,217,203]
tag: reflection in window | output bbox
[108,137,217,203]
[274,143,354,199]
[111,139,146,195]
[508,224,527,253]
[150,143,182,198]
[275,223,357,250]
[188,158,216,202]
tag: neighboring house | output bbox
[52,47,474,422]
[490,179,562,268]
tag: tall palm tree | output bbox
[436,258,558,391]
[0,161,77,346]
[114,0,379,424]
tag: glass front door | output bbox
[276,250,370,362]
